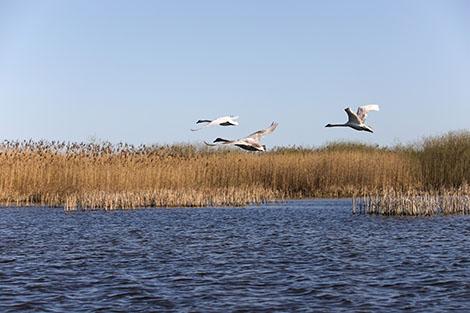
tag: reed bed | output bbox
[63,187,282,211]
[0,131,468,211]
[352,186,470,216]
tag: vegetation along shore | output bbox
[0,131,468,212]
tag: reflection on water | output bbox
[1,200,470,312]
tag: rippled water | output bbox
[1,200,470,312]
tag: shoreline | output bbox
[1,189,469,216]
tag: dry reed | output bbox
[0,131,468,211]
[353,185,470,216]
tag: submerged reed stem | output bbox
[353,185,470,216]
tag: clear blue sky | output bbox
[0,0,469,147]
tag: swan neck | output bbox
[327,123,348,127]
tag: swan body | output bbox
[191,115,239,131]
[205,122,278,152]
[326,105,379,133]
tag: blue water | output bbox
[1,200,469,312]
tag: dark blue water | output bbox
[1,200,470,312]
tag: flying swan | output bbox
[191,115,239,131]
[205,122,278,152]
[325,104,380,133]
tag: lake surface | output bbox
[1,200,470,312]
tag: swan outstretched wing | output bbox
[247,122,278,141]
[213,115,239,124]
[356,104,379,123]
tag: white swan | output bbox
[191,115,239,131]
[205,122,278,152]
[325,104,380,133]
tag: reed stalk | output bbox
[353,185,470,216]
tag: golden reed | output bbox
[352,131,470,215]
[0,131,468,212]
